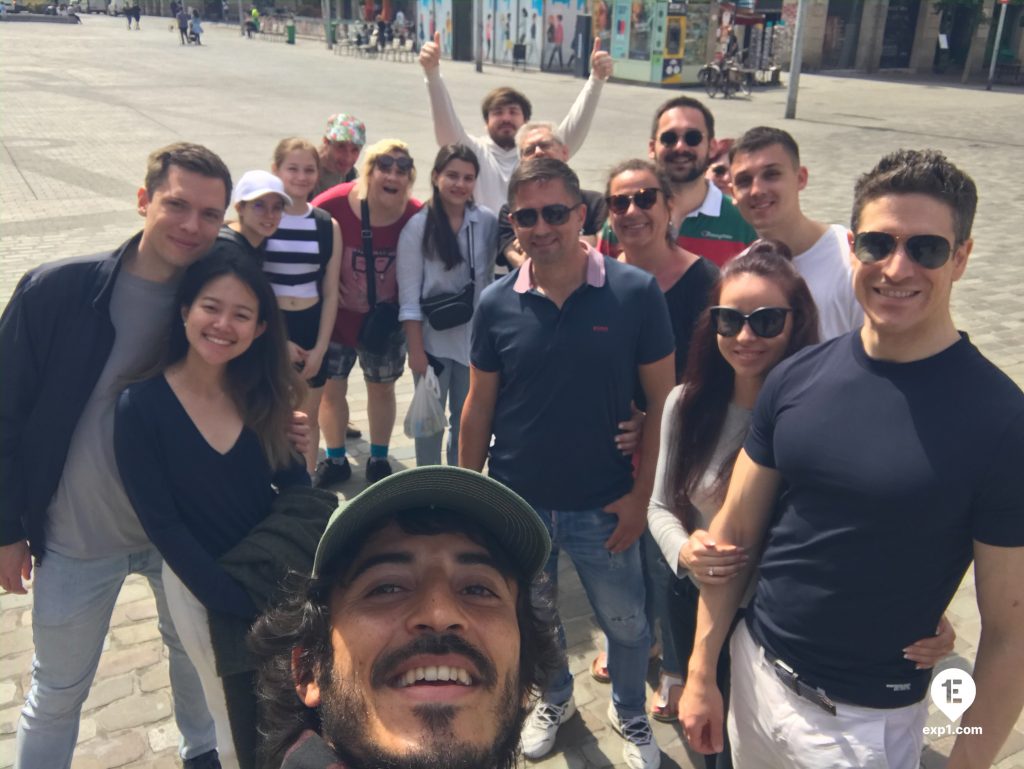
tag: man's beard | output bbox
[317,636,526,769]
[661,151,709,185]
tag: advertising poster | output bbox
[628,0,653,60]
[590,0,610,51]
[610,0,629,59]
[543,0,583,70]
[494,0,514,63]
[417,0,433,46]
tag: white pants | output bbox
[162,563,241,769]
[728,622,929,769]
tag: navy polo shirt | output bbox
[744,332,1024,708]
[471,248,674,510]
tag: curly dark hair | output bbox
[249,509,562,769]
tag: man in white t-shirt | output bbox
[729,126,862,340]
[417,31,612,212]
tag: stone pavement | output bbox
[1,15,1023,769]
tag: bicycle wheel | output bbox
[703,69,720,98]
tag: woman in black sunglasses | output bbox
[596,158,721,722]
[649,241,953,767]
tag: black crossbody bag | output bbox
[357,199,401,354]
[420,222,476,331]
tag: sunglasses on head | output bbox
[509,203,580,228]
[658,129,704,148]
[710,306,792,339]
[375,155,414,175]
[606,188,661,215]
[711,164,729,177]
[853,232,952,270]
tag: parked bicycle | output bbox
[698,52,752,99]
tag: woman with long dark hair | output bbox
[115,243,308,769]
[397,144,497,466]
[649,240,953,768]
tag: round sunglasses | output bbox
[710,306,792,339]
[710,164,729,178]
[374,155,414,175]
[509,203,581,228]
[658,129,703,148]
[606,188,661,215]
[853,232,952,269]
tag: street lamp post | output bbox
[784,0,808,120]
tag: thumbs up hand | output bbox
[591,35,612,80]
[419,30,442,71]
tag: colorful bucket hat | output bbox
[324,113,366,147]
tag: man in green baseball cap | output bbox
[250,466,560,769]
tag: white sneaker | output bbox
[520,697,577,759]
[607,702,661,769]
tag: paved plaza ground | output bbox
[1,14,1023,769]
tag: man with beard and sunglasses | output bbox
[461,158,676,769]
[680,150,1024,768]
[249,466,561,769]
[418,30,613,213]
[598,96,755,266]
[729,126,862,340]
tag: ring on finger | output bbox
[708,567,715,577]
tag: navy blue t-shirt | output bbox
[744,331,1024,707]
[471,255,674,510]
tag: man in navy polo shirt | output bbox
[680,150,1024,768]
[460,157,676,769]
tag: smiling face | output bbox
[607,168,669,254]
[716,271,793,385]
[850,193,969,356]
[730,143,807,236]
[434,158,478,210]
[302,524,523,768]
[136,165,228,281]
[510,178,586,266]
[181,274,266,367]
[236,193,286,241]
[486,103,525,150]
[367,151,414,210]
[275,149,319,204]
[649,106,712,187]
[321,140,362,178]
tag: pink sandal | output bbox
[650,674,684,722]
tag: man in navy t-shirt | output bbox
[460,158,675,769]
[680,149,1024,768]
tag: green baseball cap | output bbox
[312,466,550,581]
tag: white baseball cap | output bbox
[231,169,293,206]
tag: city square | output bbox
[1,13,1023,769]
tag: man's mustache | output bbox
[371,634,498,689]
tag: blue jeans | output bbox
[532,506,650,719]
[413,358,470,466]
[16,547,217,769]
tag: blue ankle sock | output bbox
[370,444,389,459]
[326,446,346,460]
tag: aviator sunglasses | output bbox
[606,188,661,215]
[375,155,414,175]
[509,203,581,228]
[658,129,704,148]
[853,232,952,269]
[710,306,792,339]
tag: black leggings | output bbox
[668,575,739,769]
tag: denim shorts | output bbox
[324,330,406,383]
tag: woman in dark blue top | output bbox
[115,241,307,769]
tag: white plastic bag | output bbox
[403,368,446,439]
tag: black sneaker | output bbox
[365,457,393,484]
[313,458,352,488]
[346,422,362,439]
[184,750,222,769]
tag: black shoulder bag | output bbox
[356,199,401,354]
[420,222,476,331]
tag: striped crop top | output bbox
[263,205,333,300]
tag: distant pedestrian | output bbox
[189,8,203,44]
[177,6,189,44]
[131,3,140,28]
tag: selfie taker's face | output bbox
[303,525,523,767]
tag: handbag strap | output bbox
[467,220,475,282]
[360,198,377,309]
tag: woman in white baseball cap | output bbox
[221,169,293,258]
